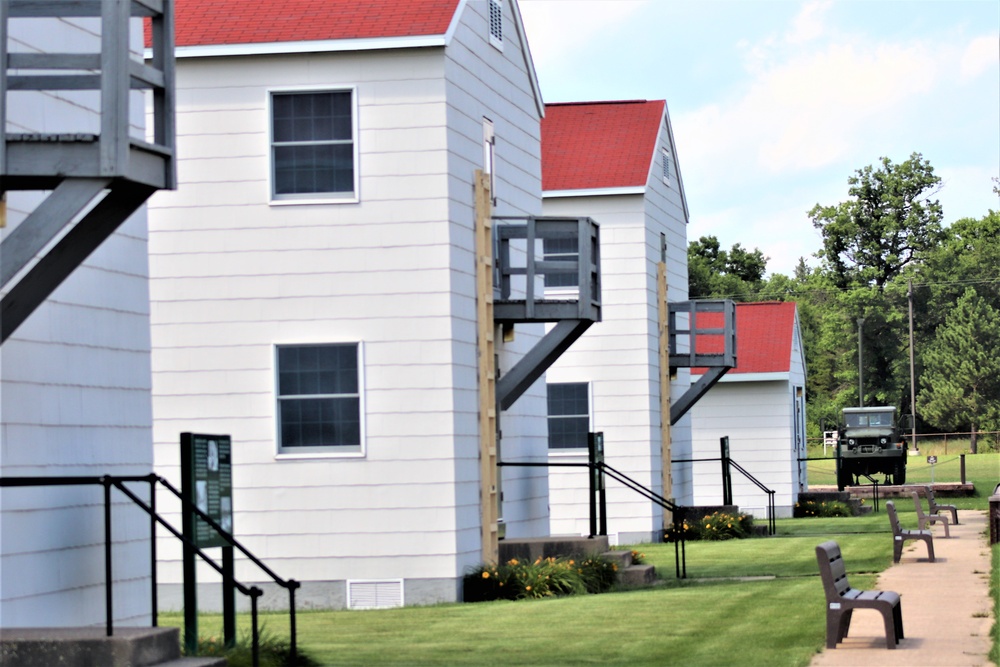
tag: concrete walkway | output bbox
[811,509,995,667]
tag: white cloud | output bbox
[959,33,999,82]
[785,0,833,45]
[676,34,941,183]
[518,0,649,75]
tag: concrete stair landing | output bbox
[0,627,226,667]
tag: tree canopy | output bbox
[809,152,944,289]
[688,235,767,300]
[690,153,1000,445]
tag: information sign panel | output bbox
[181,432,233,548]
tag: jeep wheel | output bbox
[893,462,906,485]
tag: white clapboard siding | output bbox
[543,103,692,544]
[1,18,155,627]
[149,0,546,608]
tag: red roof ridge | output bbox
[545,99,661,107]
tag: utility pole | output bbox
[857,317,866,407]
[908,279,917,452]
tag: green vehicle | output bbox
[836,406,907,490]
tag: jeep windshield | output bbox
[845,412,894,428]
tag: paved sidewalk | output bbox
[811,508,994,667]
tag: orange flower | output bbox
[482,571,490,579]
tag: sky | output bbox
[518,0,1000,277]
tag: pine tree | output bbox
[917,288,1000,452]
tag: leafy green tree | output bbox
[805,153,946,414]
[810,152,944,289]
[911,211,1000,335]
[916,288,1000,453]
[688,235,768,299]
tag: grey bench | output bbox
[887,500,935,562]
[925,487,958,525]
[911,491,950,537]
[816,540,903,649]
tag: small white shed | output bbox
[689,302,807,519]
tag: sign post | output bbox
[180,433,234,654]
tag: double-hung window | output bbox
[271,90,356,200]
[276,343,363,455]
[547,382,590,450]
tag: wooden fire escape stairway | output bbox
[1,0,175,344]
[488,215,745,580]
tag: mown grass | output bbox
[161,456,998,666]
[161,526,895,666]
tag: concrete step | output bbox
[0,626,210,667]
[619,563,657,586]
[499,535,609,563]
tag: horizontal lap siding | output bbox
[151,0,545,596]
[1,18,154,627]
[690,381,798,516]
[444,0,546,562]
[150,49,466,584]
[544,187,683,540]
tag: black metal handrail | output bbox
[857,473,881,513]
[726,460,776,536]
[498,459,688,578]
[0,474,298,667]
[673,454,778,536]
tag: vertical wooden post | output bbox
[475,170,499,563]
[100,0,130,177]
[658,241,673,527]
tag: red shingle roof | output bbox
[693,302,797,375]
[541,100,665,192]
[152,0,461,48]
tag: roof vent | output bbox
[347,579,404,610]
[489,0,503,49]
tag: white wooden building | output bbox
[540,100,693,544]
[689,301,808,519]
[1,3,173,627]
[147,0,565,609]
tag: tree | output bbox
[688,235,768,299]
[810,152,944,289]
[917,288,1000,453]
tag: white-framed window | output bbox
[547,382,590,450]
[661,147,672,186]
[488,0,503,50]
[275,342,364,455]
[270,89,357,201]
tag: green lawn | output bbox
[162,454,999,666]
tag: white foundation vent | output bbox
[347,579,404,610]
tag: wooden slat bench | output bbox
[886,500,935,563]
[815,540,903,649]
[911,491,951,537]
[925,487,959,525]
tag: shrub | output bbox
[794,499,853,518]
[464,555,619,601]
[667,511,754,541]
